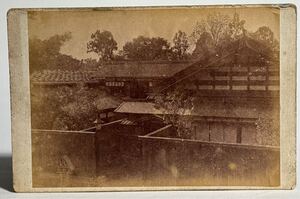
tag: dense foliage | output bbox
[29,32,81,73]
[31,85,121,130]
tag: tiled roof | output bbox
[94,96,122,110]
[30,61,194,84]
[30,70,97,84]
[120,118,136,125]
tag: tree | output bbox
[155,86,195,139]
[123,36,170,60]
[252,26,279,52]
[113,50,126,61]
[87,30,118,62]
[82,58,99,70]
[171,30,190,60]
[191,13,249,61]
[191,12,230,47]
[192,31,216,61]
[29,32,81,73]
[253,26,274,44]
[190,13,231,60]
[247,26,279,63]
[255,114,280,146]
[56,54,81,69]
[215,13,247,58]
[227,13,246,41]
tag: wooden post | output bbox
[265,64,269,91]
[247,65,250,91]
[141,139,148,181]
[195,80,199,90]
[237,126,242,143]
[229,64,233,90]
[208,122,211,141]
[212,74,216,90]
[94,130,99,174]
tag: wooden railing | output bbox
[200,65,279,91]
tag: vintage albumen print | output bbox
[8,5,296,192]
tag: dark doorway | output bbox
[130,80,148,98]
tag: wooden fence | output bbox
[138,131,280,186]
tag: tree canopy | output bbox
[191,13,246,59]
[191,12,278,64]
[29,32,81,73]
[171,30,190,60]
[87,30,118,61]
[252,26,279,54]
[123,36,170,60]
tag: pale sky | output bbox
[28,7,279,60]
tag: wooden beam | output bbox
[138,135,280,151]
[144,124,172,137]
[196,80,279,86]
[210,71,279,76]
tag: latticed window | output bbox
[105,81,125,87]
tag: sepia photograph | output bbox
[26,6,282,188]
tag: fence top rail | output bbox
[32,129,95,134]
[80,126,96,132]
[192,116,257,122]
[144,124,173,137]
[138,135,280,151]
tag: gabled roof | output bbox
[154,36,279,93]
